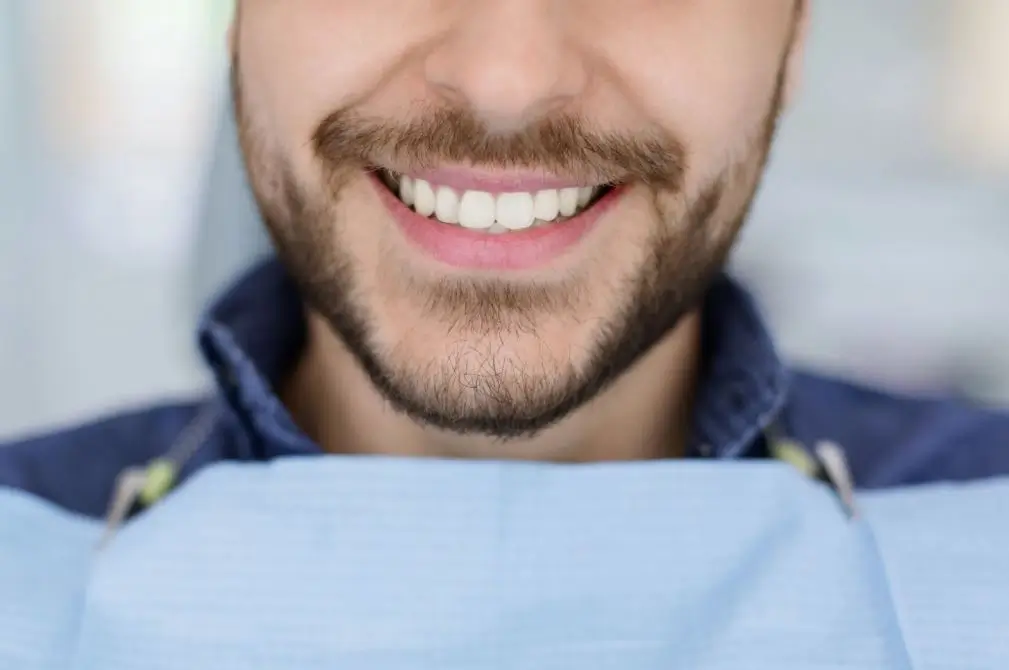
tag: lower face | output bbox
[234,28,791,441]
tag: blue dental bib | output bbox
[1,458,1006,669]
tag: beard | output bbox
[231,57,787,441]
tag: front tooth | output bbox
[496,192,536,231]
[435,186,460,224]
[577,186,594,207]
[559,187,579,217]
[533,190,560,222]
[414,179,436,217]
[458,190,496,230]
[399,176,415,207]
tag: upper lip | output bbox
[388,166,607,194]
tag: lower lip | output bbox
[370,174,624,271]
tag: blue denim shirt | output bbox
[3,258,1008,520]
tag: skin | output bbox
[230,0,809,462]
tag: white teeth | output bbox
[533,189,560,222]
[458,190,496,230]
[558,187,580,217]
[413,179,436,217]
[435,186,460,224]
[395,177,601,232]
[496,192,536,231]
[399,176,415,207]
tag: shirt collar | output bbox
[689,275,791,458]
[198,258,790,461]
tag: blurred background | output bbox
[1,0,1007,440]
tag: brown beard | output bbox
[231,36,790,440]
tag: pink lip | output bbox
[368,173,624,272]
[406,166,591,194]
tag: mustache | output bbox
[312,105,687,190]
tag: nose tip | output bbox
[429,78,573,136]
[424,4,588,131]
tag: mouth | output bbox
[370,167,625,271]
[376,169,615,235]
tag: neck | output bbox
[283,311,702,463]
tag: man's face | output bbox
[233,0,804,439]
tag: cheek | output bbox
[664,68,777,180]
[237,5,421,166]
[596,38,784,190]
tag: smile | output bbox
[378,169,612,234]
[371,167,624,271]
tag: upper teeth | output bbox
[396,175,599,232]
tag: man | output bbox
[3,0,1008,523]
